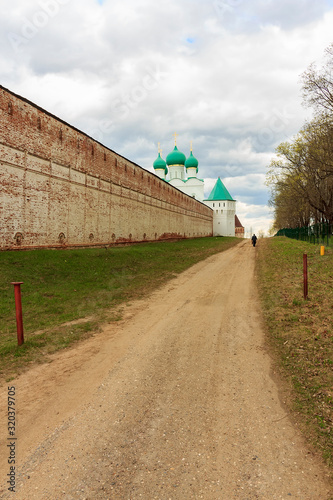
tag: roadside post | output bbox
[11,282,24,346]
[320,245,325,256]
[303,254,308,300]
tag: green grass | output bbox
[256,237,333,469]
[0,237,240,380]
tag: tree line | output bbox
[267,44,333,230]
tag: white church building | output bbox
[153,139,237,237]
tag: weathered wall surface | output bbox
[0,86,212,250]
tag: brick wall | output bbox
[0,85,213,250]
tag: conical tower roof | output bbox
[206,177,234,201]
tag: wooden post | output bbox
[303,254,308,300]
[11,282,24,346]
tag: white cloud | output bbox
[236,201,274,237]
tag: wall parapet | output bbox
[0,85,213,250]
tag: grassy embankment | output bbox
[256,236,333,469]
[0,237,239,381]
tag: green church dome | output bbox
[166,146,186,166]
[185,151,198,170]
[153,152,167,170]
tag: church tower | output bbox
[153,135,204,201]
[152,137,241,237]
[185,150,198,178]
[166,134,186,180]
[204,177,236,236]
[153,144,168,180]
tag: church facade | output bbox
[153,139,237,237]
[153,141,205,202]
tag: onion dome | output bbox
[166,145,186,166]
[185,150,198,170]
[153,152,167,171]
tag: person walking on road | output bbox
[251,234,257,247]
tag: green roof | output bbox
[185,151,199,169]
[166,146,186,166]
[153,152,167,170]
[206,177,234,201]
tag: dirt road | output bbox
[0,240,331,499]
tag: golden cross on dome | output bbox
[158,142,161,153]
[173,132,178,146]
[190,140,193,152]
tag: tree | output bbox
[302,116,333,179]
[267,118,333,226]
[301,44,333,116]
[268,45,333,229]
[269,174,312,230]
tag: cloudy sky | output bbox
[1,0,333,235]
